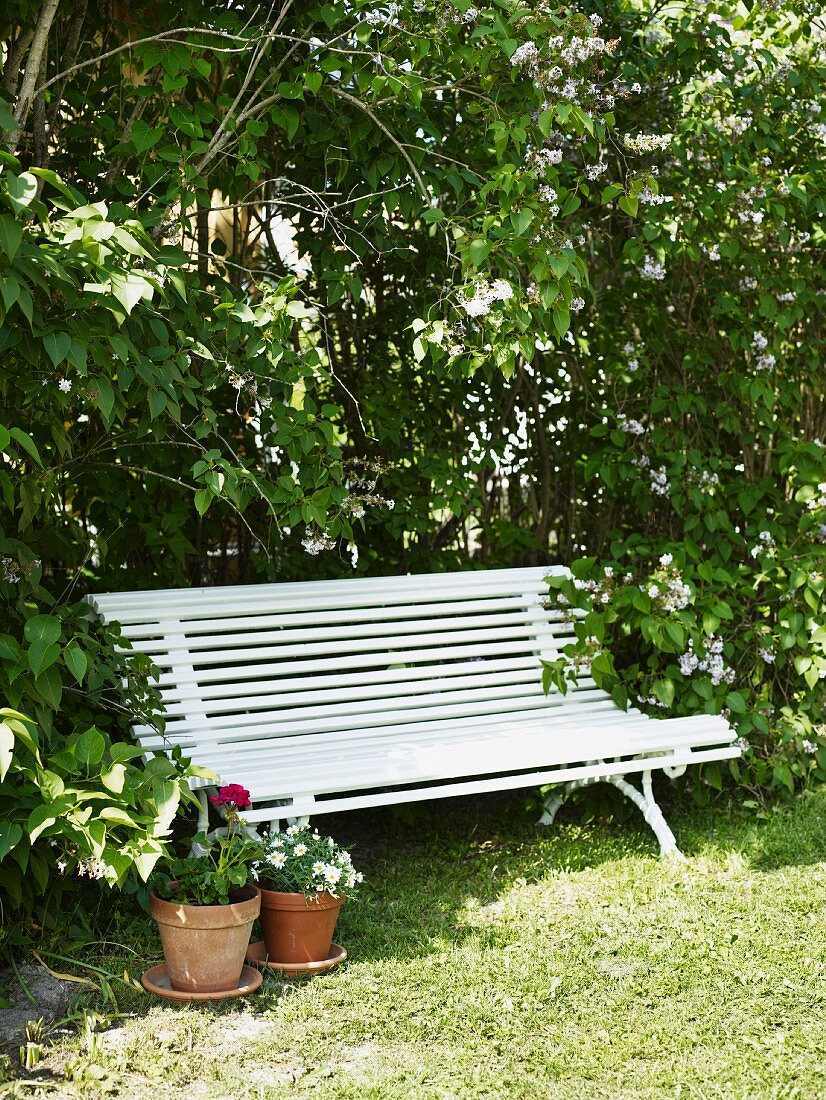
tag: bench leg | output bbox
[268,814,311,834]
[539,769,685,859]
[195,788,210,833]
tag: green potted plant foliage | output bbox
[251,824,363,966]
[148,784,262,994]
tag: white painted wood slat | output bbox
[87,565,739,827]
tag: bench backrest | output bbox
[89,566,586,752]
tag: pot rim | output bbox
[258,885,345,909]
[150,883,261,927]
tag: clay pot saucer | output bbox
[141,963,263,1002]
[246,941,347,977]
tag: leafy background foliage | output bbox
[0,0,824,934]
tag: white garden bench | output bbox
[88,566,740,857]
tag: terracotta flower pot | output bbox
[258,886,344,964]
[150,883,261,993]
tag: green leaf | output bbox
[43,331,72,368]
[9,427,42,465]
[109,743,146,763]
[5,171,38,213]
[725,691,747,715]
[130,121,163,152]
[28,640,60,678]
[99,806,139,827]
[0,100,16,132]
[100,762,127,794]
[0,215,23,261]
[36,769,64,800]
[75,727,106,767]
[0,720,13,780]
[29,168,82,204]
[34,666,63,709]
[27,803,58,844]
[510,208,534,236]
[24,615,61,646]
[63,643,88,684]
[468,238,492,266]
[0,275,20,311]
[94,376,115,424]
[653,678,675,707]
[618,195,638,218]
[0,822,23,861]
[194,487,213,515]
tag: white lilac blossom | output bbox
[570,297,585,311]
[511,41,539,69]
[755,353,776,372]
[77,857,114,880]
[1,557,20,583]
[757,647,775,664]
[649,466,670,496]
[561,36,609,66]
[802,740,818,755]
[739,276,758,291]
[751,332,768,352]
[458,278,514,317]
[776,291,796,302]
[678,635,735,686]
[623,134,671,153]
[364,4,400,29]
[638,187,673,205]
[302,529,335,555]
[690,469,720,495]
[585,163,607,180]
[531,147,563,170]
[58,378,72,393]
[616,413,645,435]
[701,244,721,261]
[638,256,666,280]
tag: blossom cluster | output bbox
[647,553,692,612]
[749,529,776,559]
[509,19,619,114]
[301,528,335,555]
[623,134,671,154]
[77,856,115,881]
[638,256,666,281]
[458,278,514,318]
[622,342,642,372]
[750,331,775,372]
[253,822,363,898]
[1,556,20,583]
[678,635,736,687]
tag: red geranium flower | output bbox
[209,783,252,810]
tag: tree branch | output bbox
[329,87,429,201]
[8,0,61,155]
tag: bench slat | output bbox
[106,595,551,636]
[87,565,738,832]
[154,715,733,799]
[157,658,544,707]
[239,747,741,822]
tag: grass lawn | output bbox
[3,784,825,1099]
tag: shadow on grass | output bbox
[15,784,824,1035]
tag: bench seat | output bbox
[88,566,740,856]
